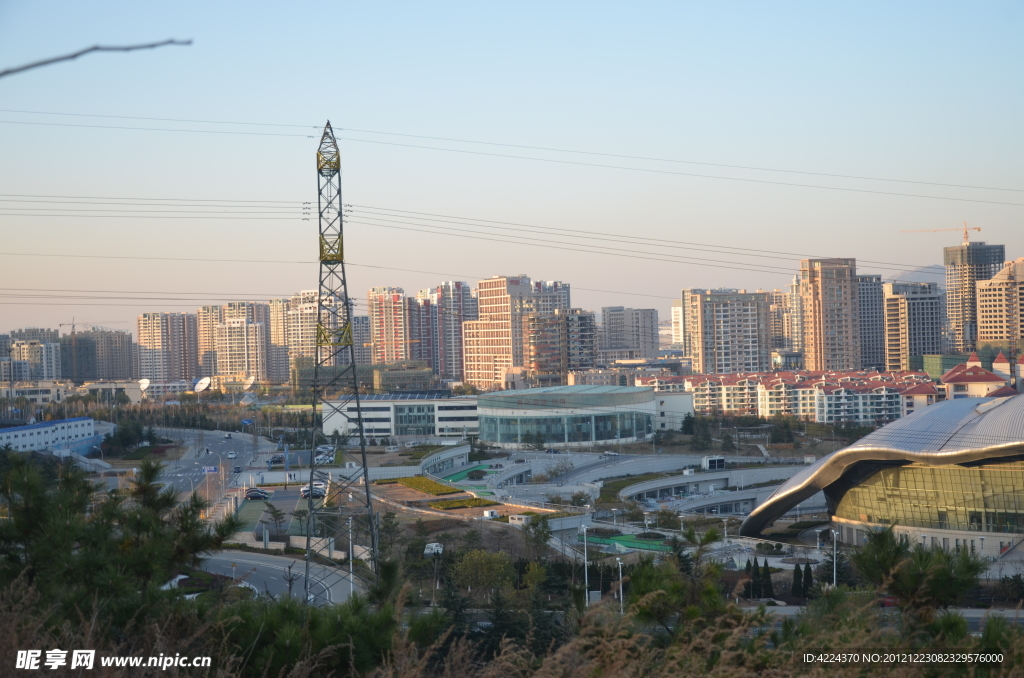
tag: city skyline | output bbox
[2,3,1022,331]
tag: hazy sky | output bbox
[1,2,1022,335]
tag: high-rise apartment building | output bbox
[196,305,223,378]
[944,239,1005,353]
[351,315,371,365]
[599,307,659,360]
[679,289,771,374]
[784,276,804,355]
[463,276,570,390]
[418,281,478,380]
[136,312,198,382]
[856,274,885,370]
[671,299,683,345]
[368,287,412,364]
[799,258,861,371]
[976,257,1024,361]
[10,328,59,344]
[764,290,791,350]
[267,298,291,384]
[522,308,597,386]
[883,282,944,372]
[10,340,61,380]
[215,319,267,382]
[60,328,135,381]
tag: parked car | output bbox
[268,455,285,464]
[300,487,326,499]
[227,451,237,459]
[245,488,269,500]
[316,445,334,454]
[232,466,243,474]
[545,448,562,454]
[315,454,334,465]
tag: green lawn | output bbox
[442,464,494,482]
[235,499,268,532]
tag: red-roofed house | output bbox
[940,356,1011,399]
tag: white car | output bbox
[227,451,237,459]
[315,454,334,465]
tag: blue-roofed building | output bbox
[0,417,97,453]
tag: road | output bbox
[751,602,1024,632]
[201,550,357,604]
[155,427,277,500]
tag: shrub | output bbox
[427,498,500,510]
[636,532,667,540]
[397,477,461,496]
[467,470,487,480]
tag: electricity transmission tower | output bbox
[304,121,378,605]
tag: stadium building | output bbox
[740,395,1024,559]
[477,385,690,449]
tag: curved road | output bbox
[202,550,358,604]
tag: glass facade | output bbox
[834,461,1024,534]
[480,411,653,445]
[394,404,435,437]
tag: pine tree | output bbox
[744,559,753,598]
[751,559,762,598]
[761,559,775,599]
[791,563,803,598]
[803,561,813,597]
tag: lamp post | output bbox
[616,557,624,615]
[831,529,839,588]
[581,524,590,607]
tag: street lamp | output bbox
[830,529,839,588]
[580,524,590,607]
[615,557,624,615]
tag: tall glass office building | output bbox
[477,385,655,449]
[740,395,1024,558]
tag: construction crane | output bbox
[901,222,981,245]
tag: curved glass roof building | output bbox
[477,385,656,449]
[739,396,1024,558]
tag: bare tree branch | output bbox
[0,39,192,79]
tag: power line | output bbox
[0,192,953,273]
[3,107,1021,194]
[3,118,1023,208]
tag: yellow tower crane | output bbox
[900,222,981,245]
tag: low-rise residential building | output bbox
[638,369,941,424]
[939,352,1016,400]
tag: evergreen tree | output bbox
[802,562,813,598]
[761,559,775,599]
[791,563,803,598]
[681,412,695,435]
[751,559,762,598]
[744,558,753,598]
[720,432,736,452]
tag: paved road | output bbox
[752,602,1024,631]
[202,550,357,604]
[155,427,276,499]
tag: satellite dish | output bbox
[194,377,212,393]
[138,378,151,392]
[243,376,257,391]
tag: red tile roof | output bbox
[940,363,1007,384]
[988,386,1019,398]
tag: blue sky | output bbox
[1,1,1022,332]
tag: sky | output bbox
[1,1,1022,335]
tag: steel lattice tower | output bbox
[304,122,378,605]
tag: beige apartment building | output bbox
[196,305,223,378]
[883,282,944,372]
[215,318,267,383]
[136,312,198,382]
[977,257,1024,360]
[679,288,771,374]
[799,258,861,371]
[368,287,412,364]
[462,276,570,390]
